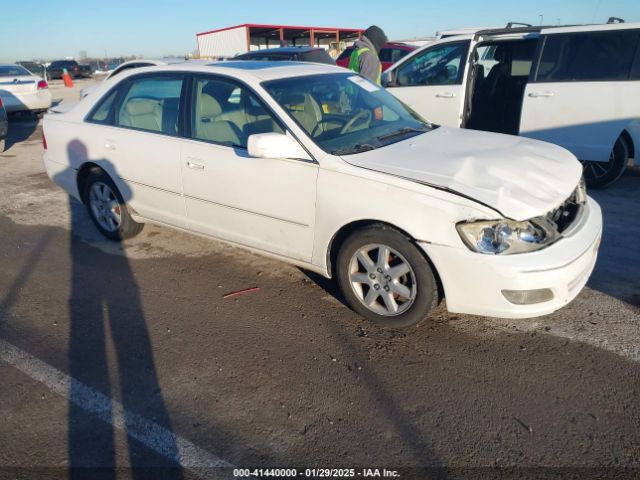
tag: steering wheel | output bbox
[340,110,372,134]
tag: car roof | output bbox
[476,20,640,38]
[116,57,188,67]
[129,61,346,82]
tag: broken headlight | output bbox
[456,219,559,255]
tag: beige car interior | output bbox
[193,81,283,147]
[119,98,163,132]
[119,96,181,135]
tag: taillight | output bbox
[37,80,48,90]
[42,132,47,150]
[0,97,3,108]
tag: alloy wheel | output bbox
[88,181,122,233]
[348,243,417,316]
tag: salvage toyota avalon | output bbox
[43,62,602,327]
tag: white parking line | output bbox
[0,338,234,478]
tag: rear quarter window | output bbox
[87,88,120,125]
[536,30,640,82]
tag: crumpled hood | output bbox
[342,127,583,221]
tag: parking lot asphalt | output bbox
[0,80,639,479]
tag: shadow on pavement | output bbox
[61,140,183,479]
[2,112,39,152]
[589,167,640,308]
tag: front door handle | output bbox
[528,91,555,98]
[104,139,116,150]
[187,159,205,170]
[435,92,456,99]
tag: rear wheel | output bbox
[582,136,629,188]
[83,169,143,241]
[336,225,438,328]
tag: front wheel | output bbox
[83,169,143,241]
[582,136,629,189]
[336,225,438,328]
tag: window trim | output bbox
[394,40,471,87]
[532,29,640,83]
[85,71,188,137]
[184,72,290,151]
[85,83,126,126]
[185,73,317,163]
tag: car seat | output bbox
[279,91,324,136]
[119,98,162,132]
[195,93,243,146]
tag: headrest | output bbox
[199,93,222,117]
[125,98,158,116]
[493,45,506,62]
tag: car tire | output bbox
[336,225,438,328]
[582,136,629,189]
[83,169,144,241]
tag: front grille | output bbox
[545,182,586,234]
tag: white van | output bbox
[383,21,640,187]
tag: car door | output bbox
[520,28,640,162]
[180,75,318,261]
[385,40,471,126]
[85,72,187,227]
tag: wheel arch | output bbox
[326,219,444,303]
[621,129,635,164]
[76,162,105,203]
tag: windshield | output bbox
[263,73,433,155]
[0,65,32,77]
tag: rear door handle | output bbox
[187,159,205,170]
[435,92,456,98]
[528,91,555,98]
[104,139,116,150]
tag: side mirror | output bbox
[247,133,311,161]
[381,69,397,88]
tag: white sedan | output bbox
[0,64,52,115]
[80,58,190,99]
[43,62,602,327]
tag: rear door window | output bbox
[536,30,640,82]
[115,75,184,135]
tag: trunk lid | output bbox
[0,75,37,93]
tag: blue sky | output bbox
[1,0,639,61]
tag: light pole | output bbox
[539,14,544,26]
